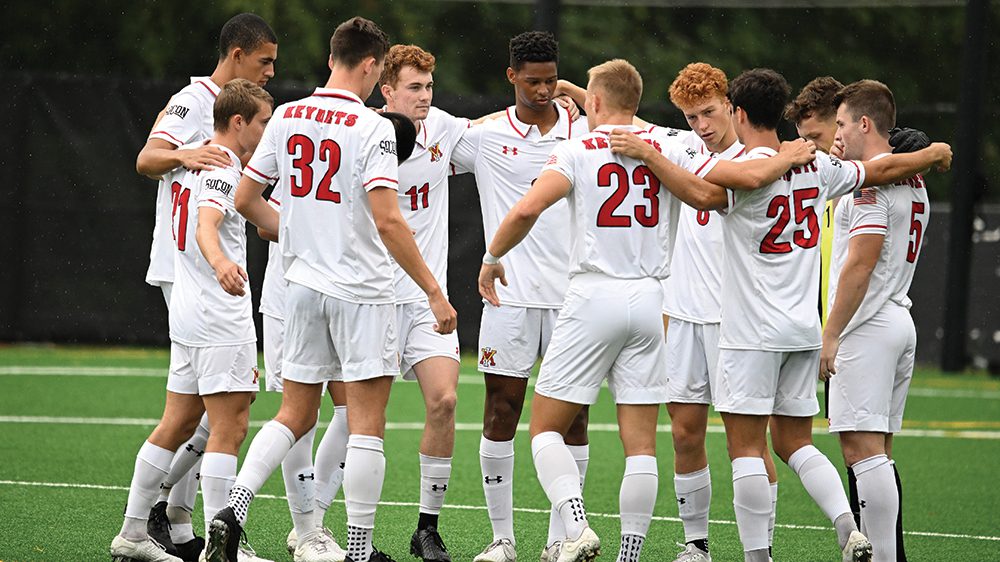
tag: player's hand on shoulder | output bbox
[428,291,458,335]
[178,145,231,171]
[478,263,507,308]
[930,142,952,172]
[554,94,580,121]
[609,129,652,159]
[780,138,817,166]
[214,259,248,296]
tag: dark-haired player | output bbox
[134,13,277,561]
[610,68,950,562]
[212,17,456,562]
[450,31,589,562]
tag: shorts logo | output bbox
[251,366,260,384]
[480,347,497,368]
[428,142,444,162]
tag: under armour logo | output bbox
[502,146,518,156]
[339,462,345,469]
[485,475,503,484]
[185,443,205,456]
[859,500,867,508]
[677,498,687,505]
[298,473,315,482]
[431,484,448,492]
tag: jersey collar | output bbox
[311,87,364,105]
[713,140,746,160]
[746,146,777,158]
[592,123,641,135]
[191,76,220,98]
[208,144,241,169]
[505,103,575,140]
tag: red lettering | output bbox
[304,106,318,120]
[324,111,334,124]
[293,106,304,119]
[345,114,358,127]
[315,109,326,123]
[283,105,296,118]
[582,139,597,150]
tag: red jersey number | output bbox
[406,183,430,211]
[696,211,710,226]
[288,135,342,203]
[760,187,820,254]
[906,201,926,263]
[171,181,192,252]
[596,163,660,228]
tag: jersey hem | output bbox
[169,336,258,348]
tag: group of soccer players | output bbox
[109,10,952,562]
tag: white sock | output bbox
[282,424,317,537]
[769,482,778,547]
[546,444,589,546]
[160,413,210,504]
[532,432,588,541]
[121,441,175,541]
[732,457,770,553]
[853,454,897,561]
[619,455,657,545]
[228,420,296,524]
[419,454,452,516]
[480,435,515,542]
[675,466,711,543]
[314,405,348,527]
[788,444,854,547]
[616,534,645,562]
[200,452,237,534]
[344,435,385,562]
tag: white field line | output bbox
[2,415,1000,441]
[0,479,996,543]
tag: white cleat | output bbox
[842,530,873,562]
[110,535,183,562]
[672,542,711,562]
[294,529,346,562]
[238,540,274,562]
[555,528,600,562]
[474,538,517,562]
[540,541,561,562]
[287,529,298,555]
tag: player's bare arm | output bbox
[136,138,231,178]
[860,142,952,187]
[556,79,642,127]
[478,169,571,307]
[233,175,279,234]
[256,226,278,242]
[195,207,248,297]
[819,233,884,379]
[369,186,457,334]
[703,139,817,190]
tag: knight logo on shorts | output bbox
[428,142,444,162]
[251,366,259,384]
[480,347,497,368]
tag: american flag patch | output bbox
[854,187,876,205]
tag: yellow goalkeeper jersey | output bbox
[820,198,836,326]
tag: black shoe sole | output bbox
[205,519,231,562]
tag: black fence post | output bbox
[534,0,561,37]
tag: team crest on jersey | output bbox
[428,142,444,162]
[251,367,260,384]
[480,347,498,368]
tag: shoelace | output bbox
[148,537,169,552]
[239,530,256,555]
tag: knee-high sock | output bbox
[769,482,778,547]
[547,444,589,545]
[616,455,657,562]
[282,424,317,537]
[419,454,453,516]
[201,452,237,535]
[121,441,176,540]
[854,454,898,562]
[480,435,516,542]
[160,413,210,503]
[788,445,855,548]
[228,420,296,524]
[732,457,770,554]
[675,466,711,544]
[532,432,588,541]
[314,405,348,527]
[344,435,385,562]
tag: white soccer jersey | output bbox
[258,195,286,320]
[145,77,221,287]
[662,137,746,323]
[169,145,255,347]
[452,104,585,307]
[244,88,400,304]
[828,153,929,336]
[540,125,717,280]
[393,107,470,304]
[720,149,866,351]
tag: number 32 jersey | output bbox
[720,148,865,352]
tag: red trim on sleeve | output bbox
[505,108,528,139]
[363,177,399,188]
[735,148,746,158]
[150,130,184,145]
[206,199,226,208]
[849,223,888,233]
[268,198,281,206]
[849,160,863,189]
[245,165,277,181]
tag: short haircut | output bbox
[330,17,390,68]
[380,44,436,87]
[784,76,844,124]
[669,62,728,109]
[587,59,642,113]
[214,78,273,132]
[833,79,896,132]
[729,68,791,130]
[509,31,558,70]
[218,13,277,59]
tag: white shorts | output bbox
[714,348,821,416]
[665,318,720,405]
[396,301,460,381]
[262,314,285,392]
[160,282,173,310]
[477,304,559,378]
[828,304,916,434]
[282,282,399,384]
[167,342,259,396]
[535,274,667,405]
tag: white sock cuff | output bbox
[263,420,296,447]
[333,405,348,416]
[138,441,176,473]
[201,452,237,477]
[851,454,890,476]
[732,457,767,481]
[674,466,711,493]
[531,431,565,461]
[197,412,211,434]
[347,434,384,453]
[419,454,453,477]
[567,443,590,462]
[624,455,658,476]
[787,445,823,475]
[481,435,515,459]
[770,482,778,501]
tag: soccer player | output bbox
[213,17,456,562]
[135,14,277,560]
[821,80,929,562]
[450,31,591,562]
[111,78,274,562]
[609,68,951,562]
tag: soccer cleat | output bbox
[343,549,397,562]
[672,542,711,562]
[238,539,274,562]
[205,507,242,562]
[409,526,451,562]
[294,529,346,562]
[287,529,298,555]
[147,501,179,558]
[555,527,600,562]
[174,537,206,562]
[473,538,516,562]
[110,534,183,562]
[539,542,561,562]
[842,530,873,562]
